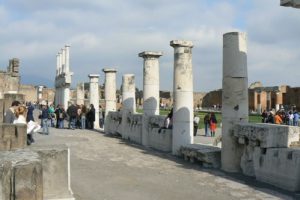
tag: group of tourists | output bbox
[40,103,104,133]
[261,109,300,126]
[4,101,40,145]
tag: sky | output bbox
[0,0,299,92]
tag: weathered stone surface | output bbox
[30,145,75,200]
[0,150,43,200]
[0,99,4,123]
[234,123,300,148]
[124,114,142,144]
[0,123,27,151]
[103,68,117,119]
[89,74,100,129]
[104,111,122,135]
[180,144,221,168]
[253,147,300,192]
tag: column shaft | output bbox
[139,51,162,146]
[65,45,70,74]
[103,69,117,119]
[76,83,85,105]
[89,74,100,129]
[221,32,248,172]
[170,40,194,155]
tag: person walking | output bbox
[193,114,200,136]
[81,104,87,129]
[204,113,210,137]
[99,105,104,128]
[55,105,65,129]
[87,104,95,129]
[293,111,299,126]
[209,112,217,137]
[41,105,49,135]
[26,102,35,122]
[67,103,78,130]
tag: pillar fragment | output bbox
[221,32,249,173]
[103,68,117,119]
[170,40,194,155]
[89,74,100,129]
[139,51,163,146]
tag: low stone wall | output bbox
[0,123,27,150]
[0,150,43,200]
[148,116,172,152]
[234,122,300,192]
[105,112,173,152]
[253,147,300,192]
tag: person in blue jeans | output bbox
[41,105,49,135]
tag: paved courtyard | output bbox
[32,127,298,200]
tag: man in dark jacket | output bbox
[67,103,77,130]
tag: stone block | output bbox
[30,145,75,200]
[253,147,300,192]
[123,113,142,144]
[0,123,27,151]
[234,123,300,148]
[104,111,122,135]
[148,128,172,152]
[180,144,221,168]
[0,150,43,200]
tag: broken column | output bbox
[170,40,194,155]
[76,82,85,105]
[121,74,136,139]
[89,74,100,129]
[139,51,163,146]
[103,68,117,119]
[221,32,249,172]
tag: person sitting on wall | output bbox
[4,100,21,123]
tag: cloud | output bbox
[0,0,299,92]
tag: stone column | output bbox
[257,92,262,114]
[103,68,117,118]
[139,51,163,146]
[266,91,271,111]
[76,83,85,105]
[56,53,60,76]
[58,52,62,75]
[275,92,280,111]
[61,48,65,74]
[170,40,194,155]
[65,45,70,74]
[89,74,100,129]
[63,87,70,110]
[221,32,249,173]
[121,74,136,139]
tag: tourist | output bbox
[76,104,82,129]
[203,113,210,137]
[48,104,55,127]
[81,104,87,129]
[164,108,173,129]
[99,105,104,128]
[209,112,217,137]
[4,100,21,123]
[55,105,65,129]
[261,110,268,123]
[288,111,294,126]
[26,102,35,122]
[193,114,200,136]
[266,111,275,124]
[274,111,283,124]
[293,111,299,126]
[67,102,77,130]
[40,104,49,135]
[87,104,95,129]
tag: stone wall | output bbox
[0,123,27,150]
[234,123,300,191]
[19,84,37,103]
[0,58,20,99]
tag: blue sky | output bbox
[0,0,299,92]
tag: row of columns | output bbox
[256,91,281,114]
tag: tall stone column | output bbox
[58,52,62,75]
[275,92,280,111]
[170,40,194,155]
[65,45,70,74]
[221,32,249,173]
[266,91,271,111]
[139,51,163,146]
[256,91,262,114]
[89,74,100,129]
[76,83,85,105]
[121,74,136,139]
[61,48,66,74]
[103,68,117,119]
[56,53,60,76]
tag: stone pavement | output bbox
[31,127,298,200]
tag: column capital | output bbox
[138,51,163,58]
[88,74,100,79]
[170,40,193,48]
[103,68,117,73]
[65,44,70,48]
